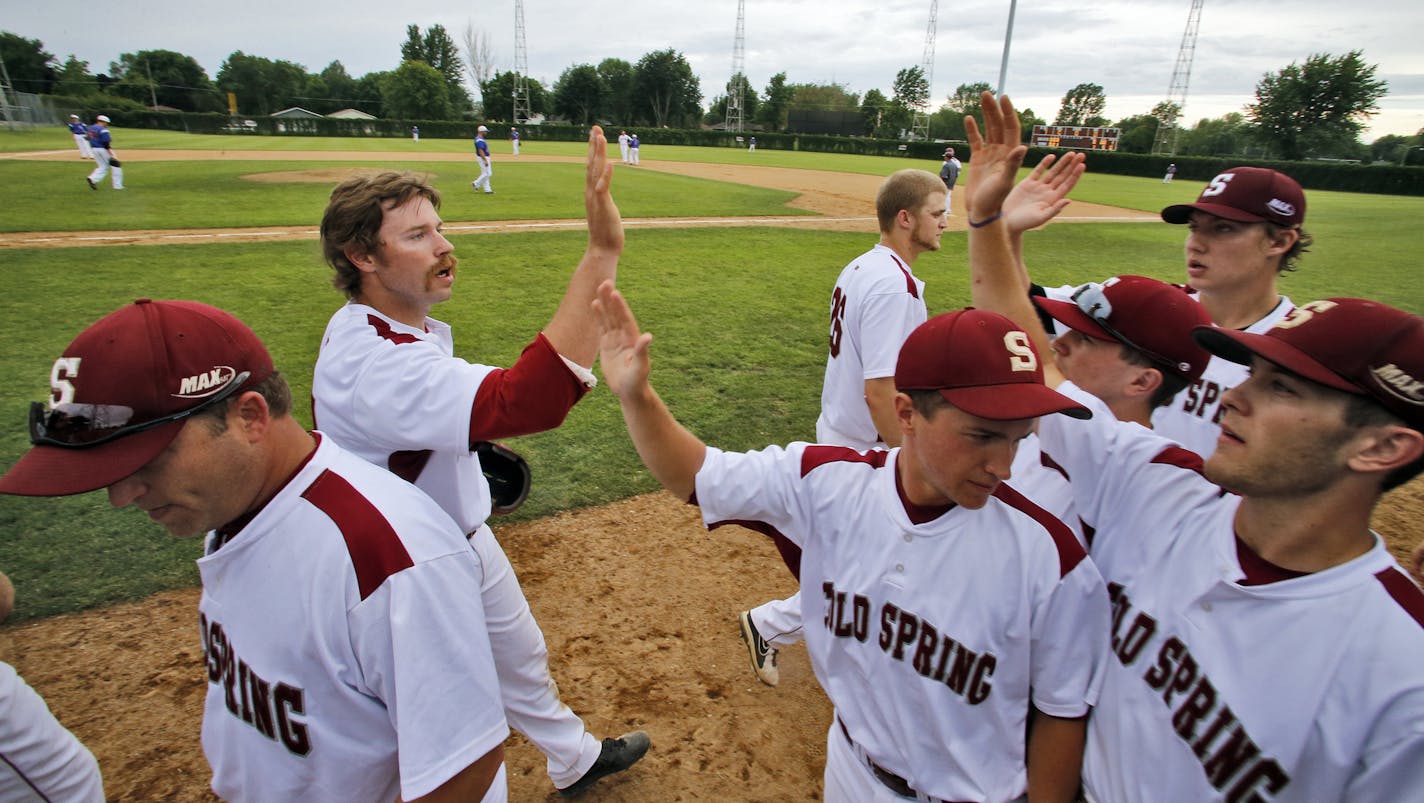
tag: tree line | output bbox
[2,27,1415,163]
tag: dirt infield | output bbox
[1,149,1420,801]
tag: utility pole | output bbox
[1152,0,1204,156]
[146,59,159,109]
[996,0,1017,97]
[724,0,747,132]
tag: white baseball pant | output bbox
[469,524,601,788]
[88,150,124,189]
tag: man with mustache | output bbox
[311,126,650,797]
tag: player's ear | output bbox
[1263,225,1299,257]
[345,245,377,273]
[895,393,916,434]
[1346,424,1424,478]
[1125,367,1163,400]
[230,390,273,444]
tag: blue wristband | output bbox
[968,211,1003,229]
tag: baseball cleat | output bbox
[738,610,779,687]
[558,730,650,797]
[86,178,96,190]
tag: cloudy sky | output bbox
[8,0,1423,139]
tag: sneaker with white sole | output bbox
[738,610,779,686]
[558,730,650,797]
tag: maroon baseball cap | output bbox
[1161,167,1306,228]
[895,308,1091,421]
[1034,276,1213,381]
[1193,298,1424,429]
[0,300,274,497]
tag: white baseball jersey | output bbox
[1040,382,1424,803]
[313,302,586,535]
[312,302,604,787]
[1150,295,1293,458]
[816,244,927,450]
[0,661,105,802]
[197,434,508,802]
[696,443,1109,802]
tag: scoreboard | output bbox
[1031,125,1120,151]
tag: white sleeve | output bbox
[858,291,926,380]
[1037,382,1219,540]
[0,661,105,802]
[320,329,495,454]
[350,554,507,801]
[695,444,814,548]
[1029,558,1111,718]
[1344,708,1424,801]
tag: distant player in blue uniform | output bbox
[629,133,640,165]
[472,125,494,194]
[85,115,124,190]
[511,127,521,155]
[67,115,93,159]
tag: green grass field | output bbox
[1,129,1420,621]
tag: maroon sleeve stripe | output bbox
[365,314,422,344]
[992,482,1087,578]
[800,445,889,478]
[1150,445,1205,474]
[1375,567,1424,631]
[301,469,415,600]
[709,519,802,581]
[469,333,588,442]
[1039,450,1070,482]
[887,253,921,299]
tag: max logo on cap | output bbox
[1266,199,1296,218]
[1372,364,1424,405]
[177,366,237,399]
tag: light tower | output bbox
[1152,0,1204,155]
[512,0,532,124]
[911,0,938,141]
[724,0,747,132]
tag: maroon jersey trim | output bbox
[366,314,422,344]
[993,482,1086,578]
[800,444,889,477]
[885,252,921,300]
[469,333,588,442]
[1376,567,1424,631]
[301,469,415,600]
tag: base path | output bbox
[0,149,1157,249]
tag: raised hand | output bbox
[585,125,624,255]
[963,91,1029,222]
[1003,151,1087,234]
[593,280,652,401]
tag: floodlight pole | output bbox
[996,0,1017,96]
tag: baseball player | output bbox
[749,136,757,152]
[1148,167,1310,457]
[967,90,1424,803]
[472,124,494,194]
[85,115,124,190]
[0,300,509,802]
[412,125,420,141]
[313,126,650,797]
[597,280,1108,802]
[67,114,93,159]
[628,133,640,165]
[510,127,521,155]
[740,169,946,686]
[938,147,962,216]
[0,569,106,802]
[618,129,630,163]
[1162,163,1176,183]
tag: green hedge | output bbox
[92,110,1424,196]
